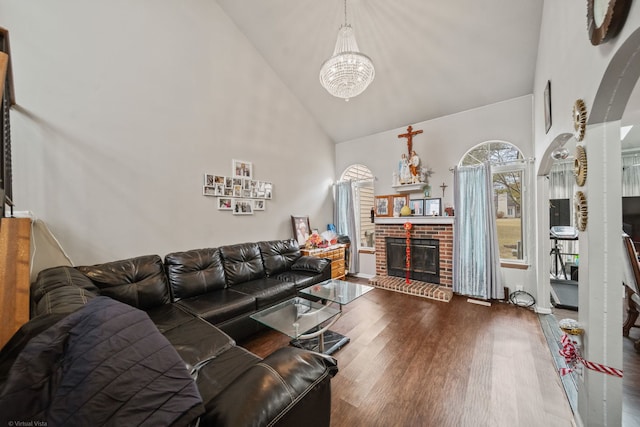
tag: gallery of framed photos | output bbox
[203,159,272,215]
[374,194,442,217]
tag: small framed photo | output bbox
[233,185,242,197]
[291,215,310,246]
[264,182,273,199]
[375,195,391,217]
[214,183,224,196]
[232,159,253,179]
[225,177,233,188]
[218,197,233,210]
[410,199,424,216]
[204,174,215,186]
[253,199,265,211]
[392,195,409,217]
[203,186,216,196]
[232,198,253,215]
[424,198,442,216]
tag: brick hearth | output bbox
[370,218,454,303]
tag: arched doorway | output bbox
[536,26,640,426]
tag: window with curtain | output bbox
[340,164,374,248]
[460,141,527,262]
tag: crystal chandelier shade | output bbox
[319,2,374,101]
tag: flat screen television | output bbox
[623,196,640,242]
[550,198,571,227]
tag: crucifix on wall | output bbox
[397,125,423,156]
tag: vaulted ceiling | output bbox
[216,0,545,143]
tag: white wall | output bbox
[533,2,640,426]
[2,0,335,268]
[336,95,534,288]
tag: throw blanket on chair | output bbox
[0,297,203,426]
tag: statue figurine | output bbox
[409,150,421,183]
[399,153,411,184]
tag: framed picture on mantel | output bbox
[424,198,442,216]
[375,195,391,217]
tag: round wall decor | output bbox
[574,191,588,231]
[574,145,587,186]
[573,99,587,141]
[587,0,632,46]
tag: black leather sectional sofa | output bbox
[0,239,338,426]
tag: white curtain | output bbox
[549,161,575,199]
[453,163,503,299]
[622,154,640,196]
[334,181,359,274]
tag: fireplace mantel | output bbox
[375,217,454,225]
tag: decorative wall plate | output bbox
[573,99,587,141]
[574,145,587,186]
[587,0,632,46]
[574,191,588,231]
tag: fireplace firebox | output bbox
[386,238,440,284]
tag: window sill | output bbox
[359,248,375,254]
[500,261,529,270]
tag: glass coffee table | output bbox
[251,279,374,355]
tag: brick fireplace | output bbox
[374,217,453,288]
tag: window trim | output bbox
[459,141,530,265]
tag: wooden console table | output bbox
[301,244,346,280]
[0,217,32,349]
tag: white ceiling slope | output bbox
[216,0,544,143]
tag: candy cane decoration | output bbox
[404,222,412,284]
[558,334,623,378]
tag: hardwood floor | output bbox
[241,280,575,427]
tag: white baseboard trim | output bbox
[535,306,553,314]
[352,272,375,279]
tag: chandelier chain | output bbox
[344,0,348,25]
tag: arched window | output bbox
[340,164,375,248]
[460,141,528,262]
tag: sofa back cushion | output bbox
[258,239,301,276]
[31,266,99,305]
[77,255,170,310]
[164,248,226,301]
[219,243,265,287]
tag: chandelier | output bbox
[319,0,375,101]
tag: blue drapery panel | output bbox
[453,163,503,299]
[334,181,359,274]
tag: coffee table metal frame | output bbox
[251,279,374,355]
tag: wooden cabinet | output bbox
[301,244,346,280]
[0,218,31,349]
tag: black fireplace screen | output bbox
[386,237,440,284]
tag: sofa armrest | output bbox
[291,256,330,274]
[202,347,338,427]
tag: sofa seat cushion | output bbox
[230,278,296,308]
[145,303,198,333]
[160,317,237,373]
[272,271,322,290]
[194,345,261,410]
[77,254,171,310]
[176,289,256,325]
